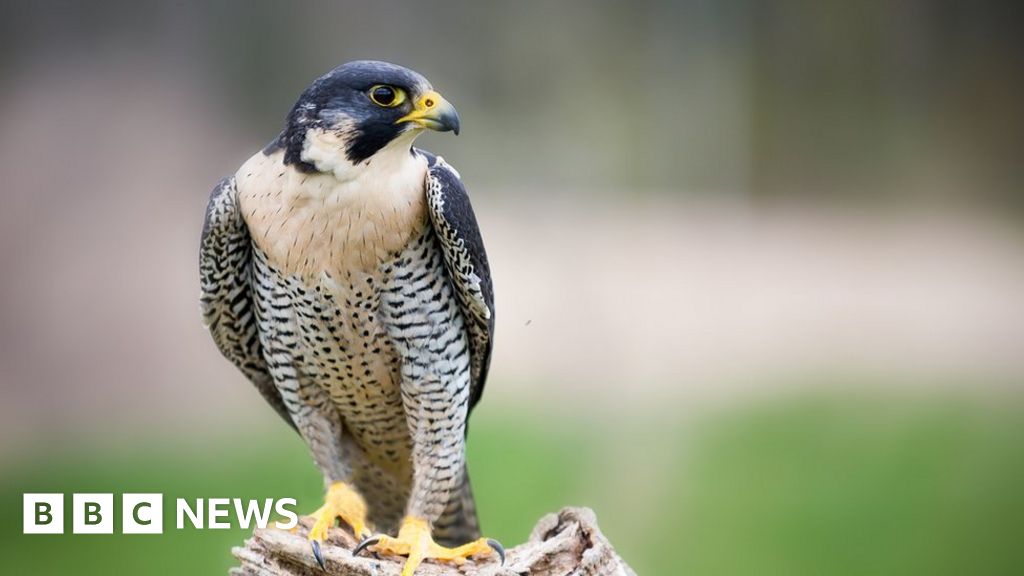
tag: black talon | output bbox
[487,538,506,565]
[352,535,380,557]
[311,540,325,570]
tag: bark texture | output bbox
[231,507,635,576]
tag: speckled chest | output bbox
[236,149,468,456]
[248,230,451,446]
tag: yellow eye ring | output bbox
[368,85,406,107]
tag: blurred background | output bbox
[1,1,1023,574]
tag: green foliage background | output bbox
[3,392,1022,575]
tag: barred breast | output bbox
[236,149,472,530]
[250,225,470,529]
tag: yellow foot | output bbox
[353,516,505,576]
[306,482,371,569]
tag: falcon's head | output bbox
[278,60,460,174]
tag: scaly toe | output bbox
[304,482,371,569]
[430,536,502,562]
[305,482,370,541]
[307,508,331,542]
[361,517,503,575]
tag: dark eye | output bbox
[369,85,405,107]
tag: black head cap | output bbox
[275,61,436,170]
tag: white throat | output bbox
[300,127,424,183]
[235,129,431,279]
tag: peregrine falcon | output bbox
[199,61,501,575]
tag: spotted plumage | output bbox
[199,62,496,567]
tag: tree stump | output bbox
[231,507,635,575]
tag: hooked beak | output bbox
[396,90,461,135]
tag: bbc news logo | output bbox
[23,494,298,534]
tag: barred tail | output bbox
[433,465,481,546]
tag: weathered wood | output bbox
[231,507,635,576]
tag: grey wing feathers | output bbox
[422,154,495,414]
[200,177,296,432]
